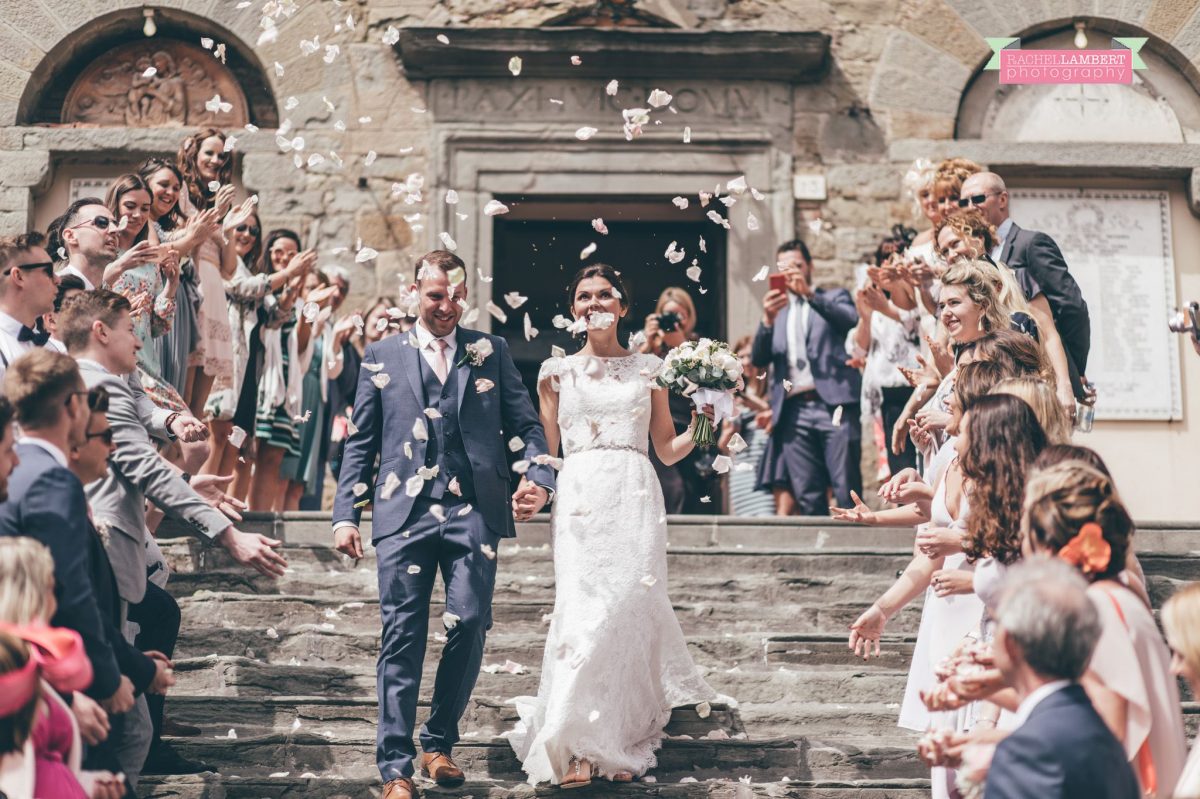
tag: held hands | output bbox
[830,490,876,524]
[334,525,365,561]
[71,692,111,745]
[218,526,287,577]
[878,468,929,505]
[170,413,210,443]
[102,675,135,715]
[145,650,175,695]
[189,473,247,521]
[762,289,788,326]
[848,604,887,660]
[915,526,964,559]
[512,478,548,522]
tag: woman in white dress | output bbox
[507,264,718,788]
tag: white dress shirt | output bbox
[18,436,69,469]
[56,263,96,290]
[1011,678,1070,729]
[784,293,816,395]
[0,311,38,376]
[412,319,458,377]
[990,218,1014,262]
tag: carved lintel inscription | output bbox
[62,39,249,127]
[429,79,788,124]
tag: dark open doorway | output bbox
[490,196,728,403]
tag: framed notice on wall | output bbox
[1009,188,1181,421]
[68,178,111,203]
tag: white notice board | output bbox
[1009,188,1181,420]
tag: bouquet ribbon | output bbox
[688,388,735,448]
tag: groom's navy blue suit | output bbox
[333,324,555,781]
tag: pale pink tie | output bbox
[431,338,450,383]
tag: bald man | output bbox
[959,171,1090,407]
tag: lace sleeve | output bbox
[538,356,568,392]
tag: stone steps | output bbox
[140,774,936,798]
[141,515,1200,799]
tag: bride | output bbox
[507,263,719,788]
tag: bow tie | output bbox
[18,324,49,346]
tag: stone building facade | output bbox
[1,0,1198,519]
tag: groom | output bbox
[333,250,555,799]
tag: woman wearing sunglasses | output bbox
[201,213,314,489]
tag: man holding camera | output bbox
[752,239,861,516]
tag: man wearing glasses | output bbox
[0,232,59,379]
[52,197,157,292]
[959,171,1091,407]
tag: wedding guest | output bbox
[44,275,87,353]
[0,537,129,799]
[248,230,315,512]
[753,239,861,515]
[0,351,142,779]
[992,377,1071,444]
[138,158,203,402]
[849,236,922,477]
[282,270,344,510]
[49,200,154,293]
[1161,582,1200,798]
[175,128,237,416]
[959,171,1090,405]
[0,624,123,799]
[935,209,1075,402]
[984,557,1139,799]
[640,286,717,513]
[103,175,186,415]
[718,336,773,516]
[0,234,57,380]
[1023,461,1186,796]
[201,215,314,481]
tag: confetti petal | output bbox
[483,199,510,216]
[508,56,522,76]
[647,89,673,108]
[371,373,390,389]
[752,265,769,282]
[580,242,597,260]
[605,79,619,95]
[503,292,528,309]
[575,126,598,141]
[591,218,608,235]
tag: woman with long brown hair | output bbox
[174,128,239,417]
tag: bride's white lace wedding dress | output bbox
[506,352,718,784]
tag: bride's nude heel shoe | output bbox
[610,770,635,783]
[561,757,593,789]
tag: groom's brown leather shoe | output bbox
[382,776,418,799]
[419,751,465,787]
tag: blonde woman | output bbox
[1162,583,1200,798]
[991,377,1072,444]
[0,539,122,799]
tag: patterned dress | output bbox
[111,262,187,412]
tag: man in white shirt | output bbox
[984,558,1138,799]
[0,232,59,378]
[50,197,157,291]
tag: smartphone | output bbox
[768,273,787,294]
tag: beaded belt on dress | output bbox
[565,443,647,458]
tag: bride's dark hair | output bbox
[566,263,631,312]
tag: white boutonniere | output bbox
[95,518,111,547]
[457,338,493,368]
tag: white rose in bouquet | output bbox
[654,338,742,447]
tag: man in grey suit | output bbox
[333,250,555,799]
[58,289,290,784]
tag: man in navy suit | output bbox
[752,239,861,515]
[985,558,1138,799]
[333,250,555,799]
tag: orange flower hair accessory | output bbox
[1057,522,1112,576]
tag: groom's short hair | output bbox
[415,250,465,285]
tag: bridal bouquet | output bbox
[655,338,742,448]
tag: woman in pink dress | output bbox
[175,127,237,417]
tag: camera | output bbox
[1168,302,1200,355]
[657,311,681,333]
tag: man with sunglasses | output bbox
[52,198,158,294]
[0,231,59,379]
[959,171,1091,408]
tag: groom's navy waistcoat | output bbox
[418,351,475,501]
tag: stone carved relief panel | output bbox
[62,40,248,127]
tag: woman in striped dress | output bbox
[720,336,775,516]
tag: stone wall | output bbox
[2,0,1198,300]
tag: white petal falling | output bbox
[523,313,538,341]
[503,292,528,309]
[370,373,390,389]
[508,436,525,452]
[483,199,510,216]
[647,89,673,108]
[575,126,598,141]
[591,218,608,235]
[711,455,732,474]
[605,79,619,95]
[580,242,597,260]
[439,231,458,250]
[445,189,459,204]
[686,263,702,282]
[412,418,428,441]
[508,56,522,76]
[382,26,400,45]
[752,265,769,282]
[672,196,689,210]
[486,301,508,323]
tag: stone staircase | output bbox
[141,514,1200,798]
